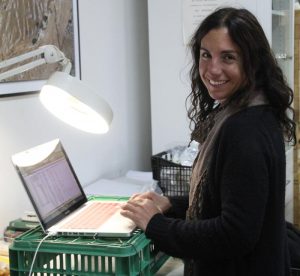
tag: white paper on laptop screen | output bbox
[15,140,83,221]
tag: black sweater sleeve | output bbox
[145,109,283,261]
[165,196,189,219]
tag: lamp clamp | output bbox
[0,45,71,81]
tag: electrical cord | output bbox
[28,232,57,276]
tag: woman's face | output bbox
[199,27,246,103]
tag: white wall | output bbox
[0,0,151,234]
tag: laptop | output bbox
[11,139,136,237]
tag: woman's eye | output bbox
[200,52,210,59]
[223,54,236,61]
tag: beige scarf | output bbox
[187,93,267,219]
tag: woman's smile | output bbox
[207,78,228,87]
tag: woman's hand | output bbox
[120,192,172,231]
[130,191,172,213]
[120,198,160,230]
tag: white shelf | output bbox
[272,10,286,16]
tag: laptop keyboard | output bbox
[60,201,122,230]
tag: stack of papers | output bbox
[83,171,160,197]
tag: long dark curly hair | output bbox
[187,7,296,144]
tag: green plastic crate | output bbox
[9,196,168,276]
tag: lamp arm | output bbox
[0,45,71,81]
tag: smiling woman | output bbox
[121,7,296,276]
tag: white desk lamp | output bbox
[0,45,113,134]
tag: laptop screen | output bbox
[12,139,87,231]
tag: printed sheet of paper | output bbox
[182,0,237,45]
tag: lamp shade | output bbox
[39,72,113,134]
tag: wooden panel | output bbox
[294,10,300,227]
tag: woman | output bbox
[121,7,296,276]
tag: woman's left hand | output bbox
[120,197,162,231]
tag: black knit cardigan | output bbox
[145,105,290,276]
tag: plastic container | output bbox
[151,151,192,196]
[9,196,168,276]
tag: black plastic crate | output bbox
[151,151,192,196]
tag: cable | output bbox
[28,232,57,276]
